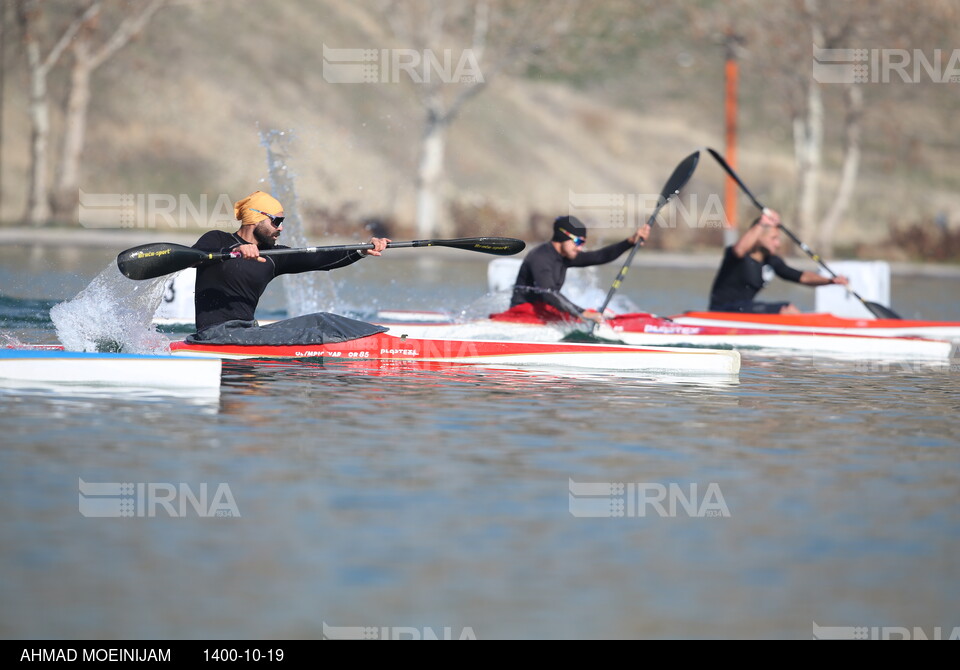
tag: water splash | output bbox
[562,266,640,315]
[259,127,339,317]
[0,330,26,347]
[49,263,171,353]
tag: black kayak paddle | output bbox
[596,149,702,317]
[117,237,526,280]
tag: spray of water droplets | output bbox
[0,331,25,347]
[259,127,340,316]
[50,263,173,353]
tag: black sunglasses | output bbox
[250,208,284,227]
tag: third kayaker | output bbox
[708,209,848,314]
[493,215,650,325]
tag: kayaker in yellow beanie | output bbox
[234,191,284,227]
[225,190,386,263]
[224,190,288,264]
[189,190,390,331]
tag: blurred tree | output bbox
[697,0,960,256]
[15,0,98,225]
[1,2,7,214]
[378,0,568,237]
[15,0,165,225]
[51,0,165,218]
[692,0,867,254]
[378,0,660,238]
[798,0,865,255]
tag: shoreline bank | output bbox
[2,228,959,279]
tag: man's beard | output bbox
[253,225,278,248]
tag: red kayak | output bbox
[669,311,960,341]
[374,308,953,361]
[169,331,741,375]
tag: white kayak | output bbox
[0,348,222,392]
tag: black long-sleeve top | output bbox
[509,239,633,317]
[708,246,804,311]
[191,230,365,331]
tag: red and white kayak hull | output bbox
[375,313,954,361]
[669,311,960,342]
[170,332,741,375]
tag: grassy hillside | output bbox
[2,0,958,258]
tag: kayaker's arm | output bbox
[570,239,633,267]
[190,231,267,264]
[551,291,591,321]
[274,237,390,273]
[766,256,847,287]
[278,249,365,273]
[767,256,850,286]
[516,285,586,321]
[527,261,589,320]
[799,272,849,287]
[767,255,803,283]
[573,223,649,267]
[732,210,780,258]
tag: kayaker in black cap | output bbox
[496,215,650,324]
[708,209,848,314]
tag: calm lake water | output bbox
[1,244,958,640]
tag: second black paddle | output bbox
[706,147,900,320]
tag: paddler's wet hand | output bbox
[581,309,604,324]
[760,209,781,228]
[237,244,266,263]
[628,223,651,245]
[362,237,391,257]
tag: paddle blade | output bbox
[430,237,526,256]
[707,147,766,211]
[117,243,212,280]
[660,150,701,204]
[597,151,701,316]
[863,301,902,320]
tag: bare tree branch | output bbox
[88,0,165,71]
[32,0,101,75]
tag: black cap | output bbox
[552,215,588,243]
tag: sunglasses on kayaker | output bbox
[250,209,284,227]
[558,227,585,247]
